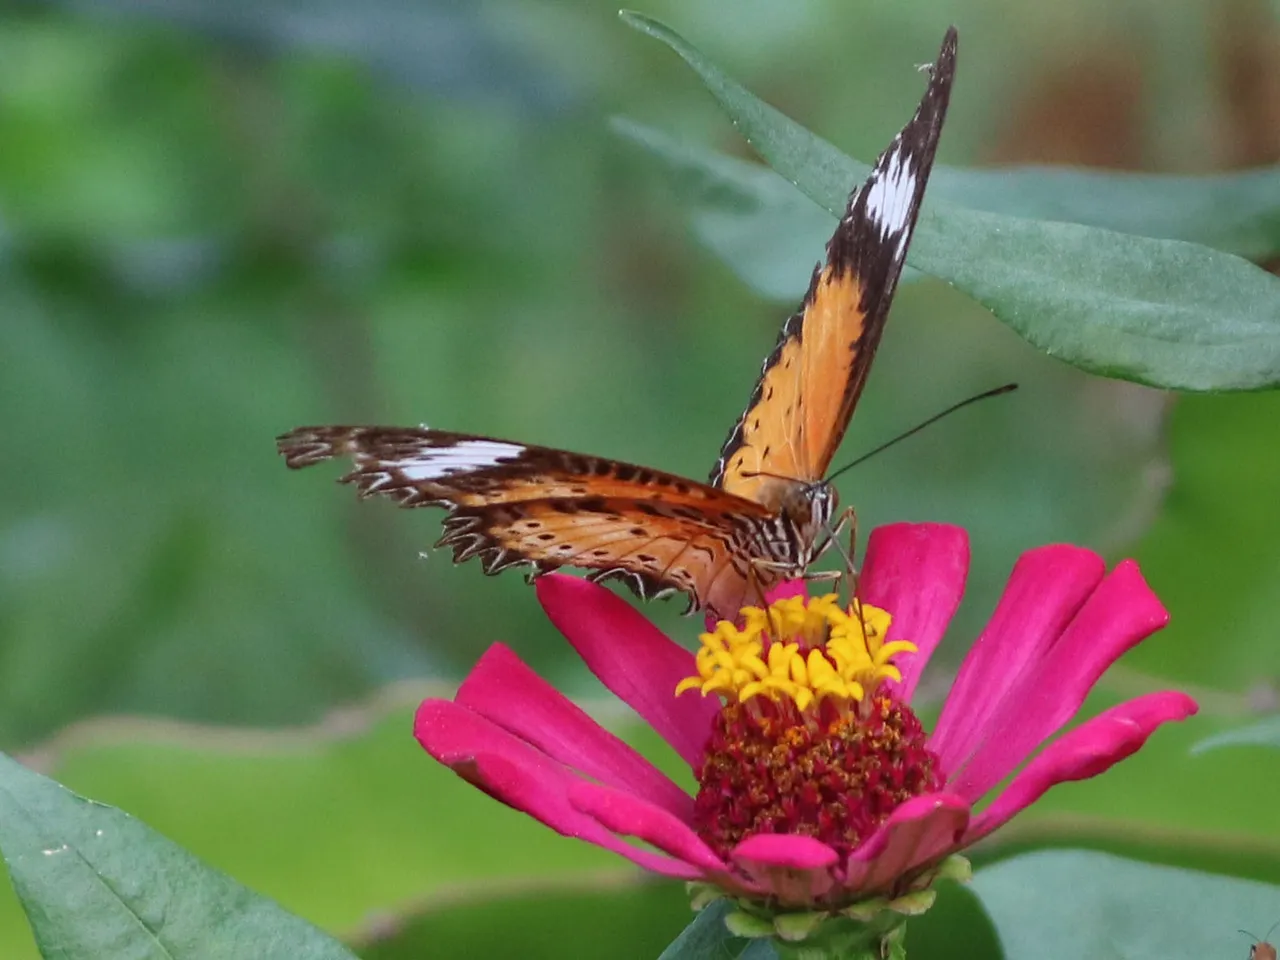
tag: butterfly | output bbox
[277,27,957,622]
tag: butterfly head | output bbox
[779,480,838,563]
[1242,923,1280,960]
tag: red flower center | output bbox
[692,694,943,861]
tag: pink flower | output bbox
[415,523,1196,918]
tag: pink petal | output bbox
[930,545,1106,776]
[860,523,969,703]
[946,560,1169,800]
[732,833,840,870]
[414,698,701,879]
[843,794,970,896]
[569,780,726,873]
[962,691,1198,845]
[730,834,841,905]
[536,574,719,769]
[764,579,809,604]
[457,644,691,818]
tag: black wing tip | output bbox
[911,27,958,135]
[920,28,957,86]
[825,25,956,275]
[921,26,958,112]
[939,26,958,66]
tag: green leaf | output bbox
[1191,717,1280,755]
[0,752,356,960]
[619,11,1280,392]
[611,117,835,303]
[972,850,1280,960]
[658,900,741,959]
[928,164,1280,261]
[614,116,1280,302]
[0,700,690,959]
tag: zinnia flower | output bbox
[415,523,1196,952]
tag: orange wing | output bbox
[711,28,957,507]
[278,426,784,618]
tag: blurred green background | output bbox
[2,0,1279,956]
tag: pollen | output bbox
[676,594,916,711]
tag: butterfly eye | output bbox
[808,484,836,518]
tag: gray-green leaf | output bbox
[620,10,1280,392]
[0,753,356,960]
[972,850,1280,960]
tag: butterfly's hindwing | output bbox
[439,493,783,614]
[278,425,799,616]
[712,28,956,502]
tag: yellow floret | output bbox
[676,594,915,710]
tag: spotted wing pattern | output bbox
[711,28,957,507]
[278,426,788,617]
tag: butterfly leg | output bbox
[746,557,786,610]
[802,570,843,583]
[811,507,858,579]
[836,509,876,641]
[813,507,865,614]
[747,555,832,612]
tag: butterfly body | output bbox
[750,477,839,566]
[278,28,957,621]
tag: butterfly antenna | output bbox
[825,530,858,587]
[1239,922,1280,942]
[826,383,1018,484]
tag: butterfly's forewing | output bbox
[279,426,781,616]
[711,28,957,505]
